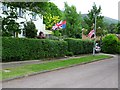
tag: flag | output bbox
[52,20,66,30]
[52,24,58,30]
[88,30,95,38]
[61,20,66,29]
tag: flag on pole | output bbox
[88,30,95,38]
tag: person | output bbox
[37,31,46,39]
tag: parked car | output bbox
[95,43,101,53]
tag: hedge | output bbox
[117,41,120,54]
[2,37,68,62]
[65,38,94,55]
[2,37,94,62]
[102,34,119,54]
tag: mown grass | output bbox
[1,55,112,80]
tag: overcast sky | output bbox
[50,0,119,20]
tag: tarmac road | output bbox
[2,55,118,88]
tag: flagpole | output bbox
[93,14,97,56]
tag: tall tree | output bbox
[84,3,105,36]
[63,2,82,38]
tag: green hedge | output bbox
[65,38,94,55]
[102,34,119,54]
[2,37,94,62]
[117,41,120,54]
[2,37,68,62]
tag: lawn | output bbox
[1,55,112,80]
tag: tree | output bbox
[2,4,20,37]
[23,21,37,38]
[117,22,120,34]
[2,2,50,37]
[63,2,82,38]
[108,23,117,34]
[83,3,105,36]
[43,2,62,30]
[3,2,49,15]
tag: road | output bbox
[2,55,118,88]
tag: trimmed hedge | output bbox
[102,34,119,54]
[2,37,94,62]
[65,38,94,55]
[2,37,68,62]
[117,41,120,54]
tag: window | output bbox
[18,8,23,17]
[2,5,7,12]
[32,12,36,20]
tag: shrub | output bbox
[66,52,74,56]
[2,37,94,62]
[102,34,118,54]
[23,21,37,38]
[117,41,120,54]
[2,37,68,62]
[64,38,93,55]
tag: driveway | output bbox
[2,55,118,88]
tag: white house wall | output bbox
[0,2,46,38]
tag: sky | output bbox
[50,0,119,20]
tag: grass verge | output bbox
[1,55,112,80]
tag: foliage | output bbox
[2,37,95,62]
[64,38,93,55]
[117,41,120,54]
[52,30,61,37]
[2,37,68,62]
[63,2,82,38]
[43,14,60,30]
[43,2,62,30]
[2,4,20,37]
[117,22,120,34]
[102,34,118,54]
[83,3,105,36]
[3,2,49,15]
[23,21,37,38]
[108,23,117,34]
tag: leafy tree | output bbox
[23,21,37,38]
[108,23,117,34]
[2,4,20,37]
[3,2,49,15]
[43,14,61,30]
[84,3,105,36]
[117,22,120,34]
[63,2,82,38]
[2,2,50,37]
[43,2,62,30]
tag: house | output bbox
[0,2,52,38]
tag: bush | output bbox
[66,52,74,56]
[64,38,93,55]
[117,41,120,54]
[23,21,37,38]
[2,37,94,62]
[102,34,119,54]
[2,37,68,62]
